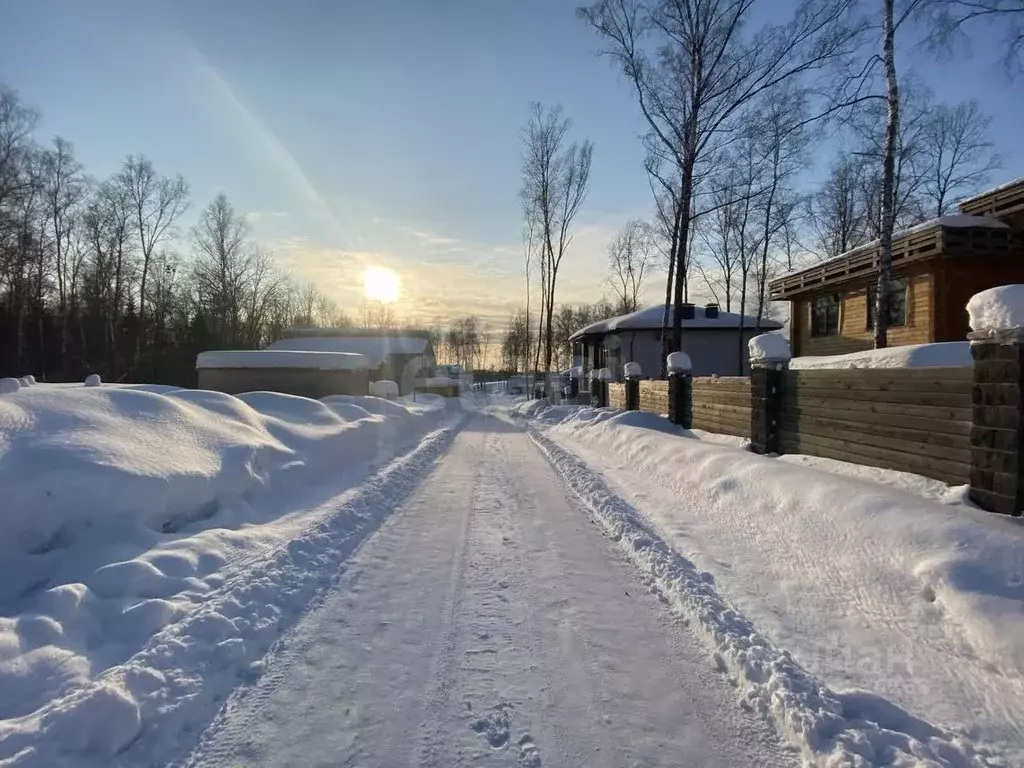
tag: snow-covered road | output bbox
[187,413,791,767]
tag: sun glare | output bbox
[363,266,400,304]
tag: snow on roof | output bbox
[773,214,1010,284]
[789,341,971,370]
[959,176,1024,205]
[196,350,369,371]
[266,334,430,368]
[569,304,782,340]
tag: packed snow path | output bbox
[187,414,790,767]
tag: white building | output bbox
[569,303,783,381]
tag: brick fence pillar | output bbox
[666,351,692,429]
[597,367,612,408]
[590,370,603,407]
[968,328,1024,516]
[624,362,641,411]
[748,335,791,456]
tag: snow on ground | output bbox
[789,341,972,369]
[511,401,1024,766]
[0,384,457,766]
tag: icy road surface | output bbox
[187,414,791,767]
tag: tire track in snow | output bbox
[526,426,1005,768]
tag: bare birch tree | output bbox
[520,102,593,379]
[116,155,188,368]
[921,100,1002,215]
[579,0,861,359]
[607,219,655,314]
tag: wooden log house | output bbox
[769,178,1024,357]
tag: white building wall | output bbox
[596,328,769,379]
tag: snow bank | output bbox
[0,379,19,394]
[368,379,399,399]
[967,285,1024,333]
[196,349,368,371]
[0,384,456,763]
[790,341,972,370]
[516,403,1023,764]
[748,332,791,363]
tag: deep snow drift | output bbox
[513,401,1024,766]
[0,383,454,765]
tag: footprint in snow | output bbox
[470,703,513,749]
[518,733,541,767]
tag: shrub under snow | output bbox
[84,374,101,387]
[0,385,451,761]
[0,378,19,394]
[369,380,399,399]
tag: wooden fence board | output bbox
[785,386,970,408]
[777,430,969,484]
[780,420,971,464]
[781,395,971,422]
[779,405,971,437]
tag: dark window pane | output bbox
[811,293,840,337]
[867,279,907,329]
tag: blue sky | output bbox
[1,0,1020,327]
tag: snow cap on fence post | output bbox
[569,366,582,379]
[966,285,1024,515]
[588,368,601,381]
[967,284,1024,341]
[666,351,692,374]
[748,333,791,370]
[597,367,614,382]
[623,361,642,379]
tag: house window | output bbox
[811,294,840,336]
[867,278,908,329]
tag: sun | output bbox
[363,266,400,304]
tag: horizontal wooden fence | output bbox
[691,377,752,438]
[639,380,669,414]
[608,382,626,410]
[777,367,973,484]
[611,367,972,486]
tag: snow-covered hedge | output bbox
[368,379,399,399]
[0,384,452,761]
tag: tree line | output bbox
[510,0,1015,377]
[0,85,378,384]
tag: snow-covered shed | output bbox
[568,303,783,380]
[196,350,371,398]
[770,177,1024,358]
[266,328,436,395]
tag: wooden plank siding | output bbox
[777,367,973,484]
[638,380,669,414]
[793,270,933,357]
[608,382,626,410]
[692,376,751,438]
